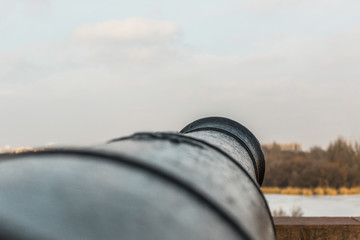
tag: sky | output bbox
[1,0,360,150]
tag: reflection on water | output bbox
[265,194,360,216]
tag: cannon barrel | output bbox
[0,117,275,240]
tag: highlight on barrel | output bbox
[0,117,275,240]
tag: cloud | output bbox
[71,18,182,43]
[1,18,360,149]
[0,90,16,96]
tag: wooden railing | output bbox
[274,217,360,240]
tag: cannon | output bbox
[0,117,275,240]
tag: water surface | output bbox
[265,194,360,216]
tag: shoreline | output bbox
[261,187,360,196]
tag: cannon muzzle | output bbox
[0,117,275,240]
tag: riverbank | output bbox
[262,187,360,195]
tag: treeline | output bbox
[262,138,360,188]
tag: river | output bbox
[264,194,360,216]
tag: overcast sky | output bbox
[1,0,360,150]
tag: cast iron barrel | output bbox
[0,117,275,240]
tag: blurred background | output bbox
[1,0,360,216]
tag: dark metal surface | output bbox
[0,117,275,240]
[180,117,265,185]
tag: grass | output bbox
[272,206,304,217]
[281,187,301,195]
[312,187,324,195]
[261,186,360,195]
